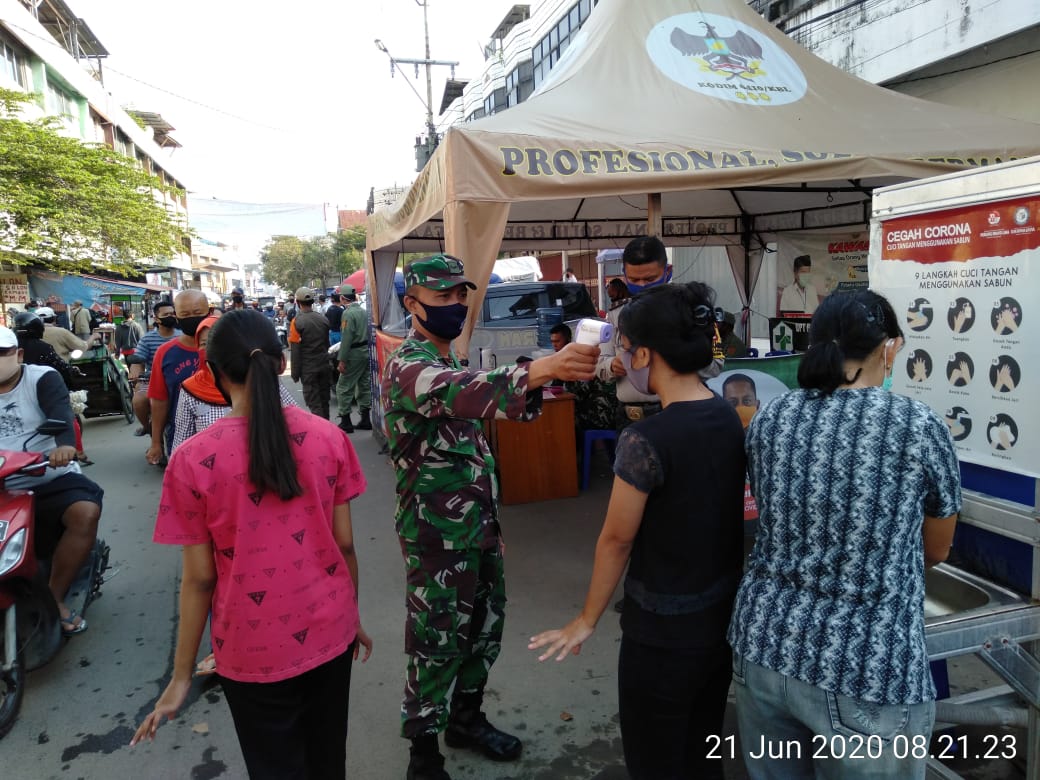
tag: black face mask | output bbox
[231,295,244,304]
[208,361,232,405]
[158,315,177,329]
[177,315,206,338]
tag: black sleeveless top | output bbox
[613,395,746,648]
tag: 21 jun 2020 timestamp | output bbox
[705,733,1017,762]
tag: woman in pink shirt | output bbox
[132,309,372,779]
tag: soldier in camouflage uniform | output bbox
[383,254,599,780]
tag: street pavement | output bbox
[0,377,1025,779]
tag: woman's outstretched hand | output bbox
[528,615,595,662]
[130,676,192,746]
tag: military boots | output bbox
[406,734,450,780]
[356,408,372,430]
[444,689,522,761]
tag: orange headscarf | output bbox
[180,313,226,406]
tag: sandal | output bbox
[195,653,217,677]
[61,609,88,637]
[134,427,149,437]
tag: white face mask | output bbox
[0,353,21,384]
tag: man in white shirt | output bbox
[779,255,820,314]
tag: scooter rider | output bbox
[0,326,103,636]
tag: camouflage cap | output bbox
[404,254,476,292]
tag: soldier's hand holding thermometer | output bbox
[526,319,611,387]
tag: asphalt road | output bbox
[0,378,1026,779]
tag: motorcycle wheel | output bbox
[118,373,134,423]
[0,647,25,740]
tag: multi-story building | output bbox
[749,0,1040,123]
[1,0,191,276]
[189,237,239,304]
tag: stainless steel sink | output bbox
[924,563,1030,626]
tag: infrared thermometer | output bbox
[574,318,613,346]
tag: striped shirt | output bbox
[728,387,961,704]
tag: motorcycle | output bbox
[0,420,110,739]
[275,317,289,349]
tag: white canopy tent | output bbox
[367,0,1040,356]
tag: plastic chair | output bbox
[581,429,618,490]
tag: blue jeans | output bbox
[733,654,935,779]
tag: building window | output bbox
[532,0,598,91]
[505,60,534,108]
[1,34,28,88]
[45,80,76,119]
[483,86,507,117]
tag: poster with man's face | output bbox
[708,364,799,527]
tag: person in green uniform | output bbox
[335,284,371,433]
[382,254,599,780]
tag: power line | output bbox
[103,67,292,133]
[1,19,290,132]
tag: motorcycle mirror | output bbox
[70,349,83,360]
[36,419,69,437]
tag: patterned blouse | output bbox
[172,383,298,452]
[728,387,961,705]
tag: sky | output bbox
[73,0,517,210]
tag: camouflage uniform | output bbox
[383,329,541,739]
[564,377,618,432]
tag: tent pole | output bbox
[743,226,753,347]
[647,193,662,237]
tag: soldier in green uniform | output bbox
[383,254,598,780]
[335,284,372,433]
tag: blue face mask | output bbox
[619,347,651,395]
[416,302,468,341]
[881,340,895,391]
[625,266,672,296]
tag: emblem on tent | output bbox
[647,12,807,106]
[671,22,764,83]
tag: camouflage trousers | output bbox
[399,542,506,739]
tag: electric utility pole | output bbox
[375,0,459,171]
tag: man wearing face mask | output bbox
[0,325,104,635]
[287,286,331,418]
[146,290,209,465]
[229,286,246,311]
[596,236,724,432]
[383,255,599,780]
[779,255,821,315]
[129,298,178,436]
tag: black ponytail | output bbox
[618,281,717,374]
[797,290,903,395]
[206,310,302,500]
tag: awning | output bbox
[82,275,171,293]
[29,270,170,309]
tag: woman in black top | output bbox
[529,282,746,780]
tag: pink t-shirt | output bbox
[154,406,367,683]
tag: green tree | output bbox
[261,229,365,292]
[0,88,186,274]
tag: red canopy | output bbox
[341,269,366,292]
